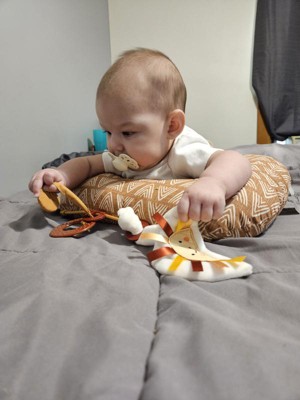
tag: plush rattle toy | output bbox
[118,206,253,282]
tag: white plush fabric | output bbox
[117,207,143,235]
[136,207,253,282]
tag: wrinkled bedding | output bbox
[1,144,300,400]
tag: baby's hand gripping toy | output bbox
[38,182,113,237]
[38,184,252,281]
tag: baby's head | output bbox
[96,48,187,116]
[95,48,187,171]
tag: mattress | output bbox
[1,143,300,400]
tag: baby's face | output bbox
[96,94,173,170]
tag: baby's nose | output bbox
[108,134,124,153]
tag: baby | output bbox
[29,48,251,222]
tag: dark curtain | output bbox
[252,0,300,141]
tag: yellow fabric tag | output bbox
[168,255,185,271]
[175,219,192,232]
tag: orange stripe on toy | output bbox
[147,247,176,262]
[191,261,203,272]
[153,213,174,237]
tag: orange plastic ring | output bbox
[50,219,96,238]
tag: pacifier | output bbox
[107,152,139,172]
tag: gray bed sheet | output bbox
[1,144,300,400]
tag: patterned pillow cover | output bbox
[60,154,291,241]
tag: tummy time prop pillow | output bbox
[59,154,290,241]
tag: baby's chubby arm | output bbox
[28,154,105,196]
[177,150,252,222]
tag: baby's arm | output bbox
[29,154,104,196]
[177,150,252,222]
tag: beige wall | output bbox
[0,0,111,197]
[108,0,257,148]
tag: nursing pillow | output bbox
[59,154,290,241]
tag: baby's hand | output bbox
[28,168,67,197]
[177,177,226,222]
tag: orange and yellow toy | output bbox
[38,184,252,281]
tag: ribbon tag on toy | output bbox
[107,152,139,171]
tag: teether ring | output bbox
[50,211,105,237]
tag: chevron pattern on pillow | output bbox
[60,154,290,240]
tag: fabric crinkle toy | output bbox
[118,206,253,282]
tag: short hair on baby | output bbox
[97,48,187,114]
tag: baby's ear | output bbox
[167,109,185,139]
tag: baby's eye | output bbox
[104,130,111,135]
[122,131,135,137]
